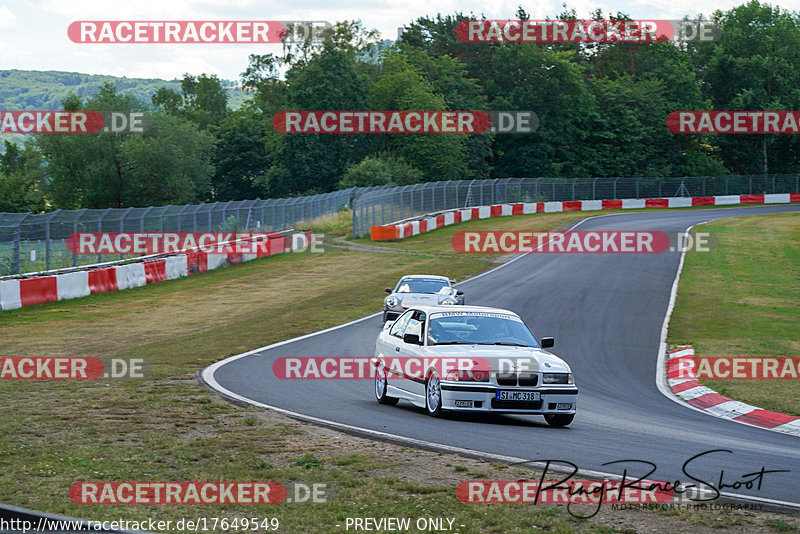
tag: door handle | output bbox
[395,347,400,352]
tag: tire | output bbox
[375,365,398,405]
[544,413,574,427]
[425,370,443,417]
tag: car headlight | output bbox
[542,373,573,384]
[384,296,399,308]
[445,369,490,382]
[440,298,457,305]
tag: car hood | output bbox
[393,292,453,306]
[424,344,571,374]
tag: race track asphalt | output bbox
[207,205,800,507]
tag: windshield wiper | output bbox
[434,341,470,345]
[490,342,531,347]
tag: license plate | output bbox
[496,391,541,401]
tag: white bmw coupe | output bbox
[372,305,578,426]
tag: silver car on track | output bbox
[383,275,464,323]
[372,305,578,426]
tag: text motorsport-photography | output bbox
[1,0,800,533]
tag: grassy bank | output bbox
[668,212,800,416]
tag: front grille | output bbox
[495,372,539,386]
[491,399,543,410]
[496,373,517,386]
[518,373,538,386]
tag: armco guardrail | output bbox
[0,229,313,312]
[353,175,800,237]
[369,193,800,241]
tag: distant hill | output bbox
[0,69,253,150]
[0,69,252,112]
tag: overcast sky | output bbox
[2,0,799,82]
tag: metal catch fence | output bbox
[351,175,800,237]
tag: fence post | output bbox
[13,215,28,275]
[120,207,133,260]
[72,209,87,267]
[140,206,153,232]
[159,206,168,233]
[45,213,52,271]
[97,209,111,265]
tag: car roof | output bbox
[409,304,521,317]
[397,274,450,281]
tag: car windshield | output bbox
[395,279,450,294]
[427,313,540,347]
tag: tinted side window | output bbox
[389,310,413,338]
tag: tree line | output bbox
[2,0,799,212]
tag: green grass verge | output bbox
[668,212,800,416]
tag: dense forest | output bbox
[2,1,799,212]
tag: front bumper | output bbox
[440,383,578,414]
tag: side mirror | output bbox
[540,337,555,349]
[450,279,457,283]
[385,287,393,293]
[403,333,422,345]
[456,290,464,296]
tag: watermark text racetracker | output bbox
[0,357,147,380]
[673,356,800,380]
[0,111,148,134]
[69,481,328,504]
[273,111,537,134]
[66,232,323,255]
[273,356,493,380]
[452,231,713,254]
[68,21,332,44]
[668,111,800,134]
[457,19,720,43]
